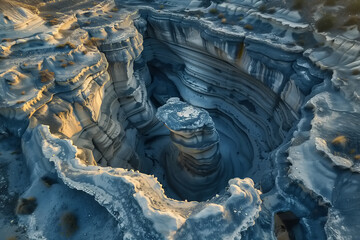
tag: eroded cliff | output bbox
[1,0,359,239]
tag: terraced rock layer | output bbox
[1,0,359,239]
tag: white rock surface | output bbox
[0,0,359,239]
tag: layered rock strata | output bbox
[1,0,360,239]
[0,2,144,169]
[156,98,225,201]
[78,8,160,135]
[22,124,262,239]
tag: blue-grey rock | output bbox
[0,0,359,239]
[156,98,225,201]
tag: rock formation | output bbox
[156,98,226,201]
[0,0,359,239]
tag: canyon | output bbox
[0,0,360,239]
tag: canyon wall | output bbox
[1,0,359,239]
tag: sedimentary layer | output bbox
[1,0,359,239]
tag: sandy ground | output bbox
[0,135,29,240]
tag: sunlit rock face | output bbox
[156,98,226,201]
[1,0,360,239]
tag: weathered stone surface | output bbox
[156,98,225,201]
[1,0,359,239]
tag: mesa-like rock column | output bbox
[156,98,225,201]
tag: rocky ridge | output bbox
[0,0,359,239]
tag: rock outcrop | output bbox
[156,98,226,201]
[22,124,262,239]
[1,0,360,239]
